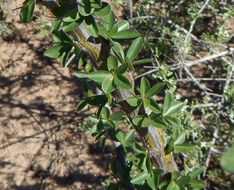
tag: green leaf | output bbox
[134,58,153,65]
[86,95,107,105]
[189,180,206,189]
[90,0,102,9]
[86,16,99,38]
[97,23,108,39]
[221,145,234,173]
[94,2,111,16]
[167,181,180,190]
[189,168,204,180]
[142,97,150,108]
[101,11,115,31]
[174,144,194,153]
[141,117,154,127]
[126,37,143,61]
[114,75,132,89]
[146,82,164,98]
[116,130,125,142]
[76,71,111,84]
[117,20,130,32]
[123,129,135,146]
[109,111,123,121]
[163,93,184,117]
[149,115,167,128]
[177,176,191,187]
[171,171,180,181]
[99,107,110,119]
[52,19,62,30]
[78,0,94,16]
[131,172,149,185]
[60,48,72,67]
[85,61,93,72]
[174,133,186,145]
[116,64,128,75]
[102,77,114,93]
[159,181,170,189]
[44,45,62,58]
[147,98,161,114]
[111,41,125,61]
[51,6,67,17]
[63,19,83,32]
[107,55,118,71]
[132,116,144,126]
[126,97,141,107]
[62,8,80,22]
[20,0,36,23]
[77,100,87,111]
[140,77,150,97]
[166,117,181,128]
[52,30,72,43]
[147,169,161,190]
[110,29,141,39]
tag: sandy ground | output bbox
[0,1,110,189]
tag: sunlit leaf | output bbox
[189,180,206,189]
[167,181,180,190]
[126,37,143,61]
[109,111,123,121]
[163,93,184,117]
[110,29,140,39]
[131,172,148,184]
[20,0,36,23]
[146,82,164,98]
[101,11,115,30]
[44,45,62,58]
[111,41,125,61]
[189,168,204,179]
[126,97,141,107]
[63,18,83,32]
[78,0,94,16]
[174,132,186,145]
[86,16,99,38]
[102,77,114,93]
[140,77,150,96]
[107,55,118,71]
[221,145,234,173]
[76,71,111,84]
[174,144,194,153]
[94,2,111,16]
[116,64,128,75]
[114,75,132,89]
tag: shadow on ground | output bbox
[0,4,110,189]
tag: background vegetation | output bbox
[123,0,234,189]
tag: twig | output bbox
[184,0,210,45]
[177,48,234,67]
[192,103,219,109]
[134,68,159,80]
[203,127,219,177]
[177,78,234,82]
[63,52,76,70]
[131,16,156,22]
[183,66,211,93]
[222,55,234,102]
[167,20,200,43]
[206,92,223,98]
[128,0,133,25]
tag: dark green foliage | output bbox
[19,0,209,189]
